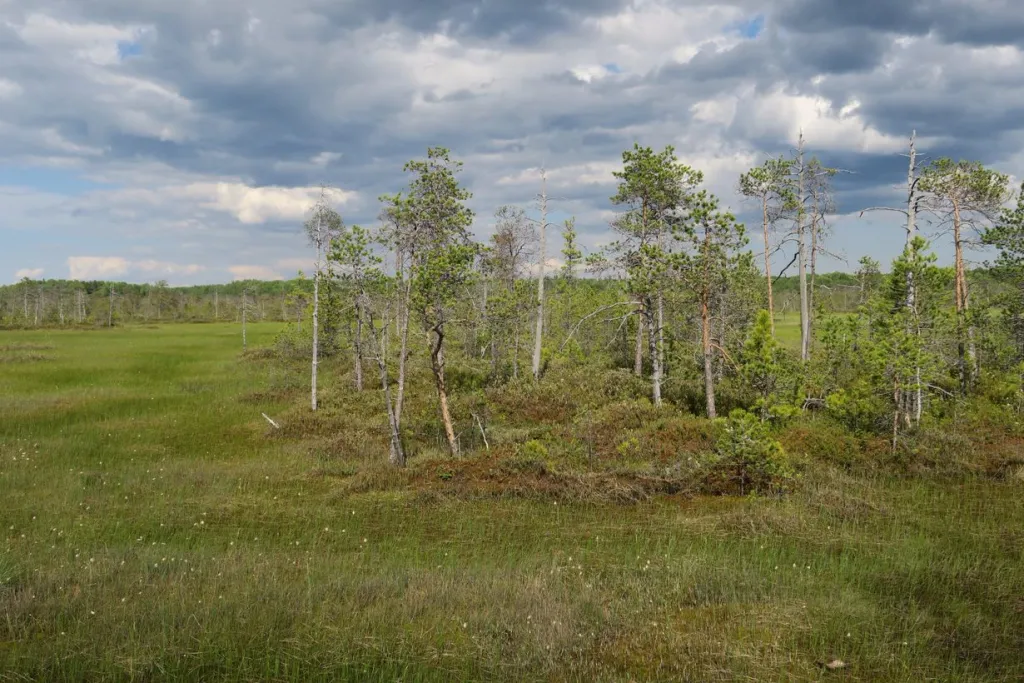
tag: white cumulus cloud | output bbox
[15,267,44,279]
[228,265,285,281]
[67,256,204,280]
[67,256,130,280]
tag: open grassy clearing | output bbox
[2,323,1022,681]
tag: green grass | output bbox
[774,310,802,348]
[2,323,1023,681]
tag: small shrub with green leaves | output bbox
[711,408,796,495]
[519,439,549,460]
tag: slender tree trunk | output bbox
[481,278,489,363]
[430,324,458,456]
[532,169,548,380]
[644,297,662,407]
[241,291,247,350]
[809,210,818,343]
[952,202,976,392]
[395,273,412,427]
[702,227,717,418]
[353,302,365,391]
[797,131,810,361]
[762,198,775,335]
[380,351,405,467]
[361,296,405,466]
[512,321,520,379]
[387,272,413,466]
[901,132,925,423]
[715,288,727,382]
[312,241,321,411]
[654,202,667,381]
[656,291,665,380]
[634,308,644,376]
[701,289,716,419]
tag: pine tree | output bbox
[560,217,582,280]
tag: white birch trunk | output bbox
[311,216,322,412]
[532,170,548,380]
[797,131,810,361]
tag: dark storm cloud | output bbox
[671,24,892,85]
[26,0,632,44]
[318,0,631,43]
[3,0,1024,282]
[774,0,934,35]
[775,0,1024,47]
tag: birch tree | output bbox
[796,133,810,360]
[240,287,252,350]
[485,205,535,376]
[330,224,407,465]
[738,156,795,336]
[305,189,344,411]
[529,169,555,380]
[859,132,926,422]
[377,194,424,433]
[805,156,839,342]
[786,134,839,361]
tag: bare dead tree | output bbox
[305,187,345,410]
[527,168,561,381]
[860,132,928,422]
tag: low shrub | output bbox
[707,408,797,495]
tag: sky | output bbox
[2,0,1024,285]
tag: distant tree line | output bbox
[0,277,314,327]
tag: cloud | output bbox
[67,256,130,280]
[66,256,203,280]
[228,265,285,281]
[198,183,356,224]
[134,260,205,276]
[2,0,1024,281]
[274,257,315,274]
[15,268,44,279]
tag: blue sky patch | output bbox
[117,41,143,59]
[0,166,110,195]
[732,15,765,39]
[603,62,622,74]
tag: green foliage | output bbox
[608,144,703,289]
[737,156,798,229]
[740,310,797,421]
[983,182,1024,362]
[672,189,749,283]
[560,217,582,279]
[856,255,882,303]
[712,408,796,494]
[919,158,1011,213]
[825,384,886,433]
[387,147,478,330]
[520,439,549,460]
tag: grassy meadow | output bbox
[2,323,1023,681]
